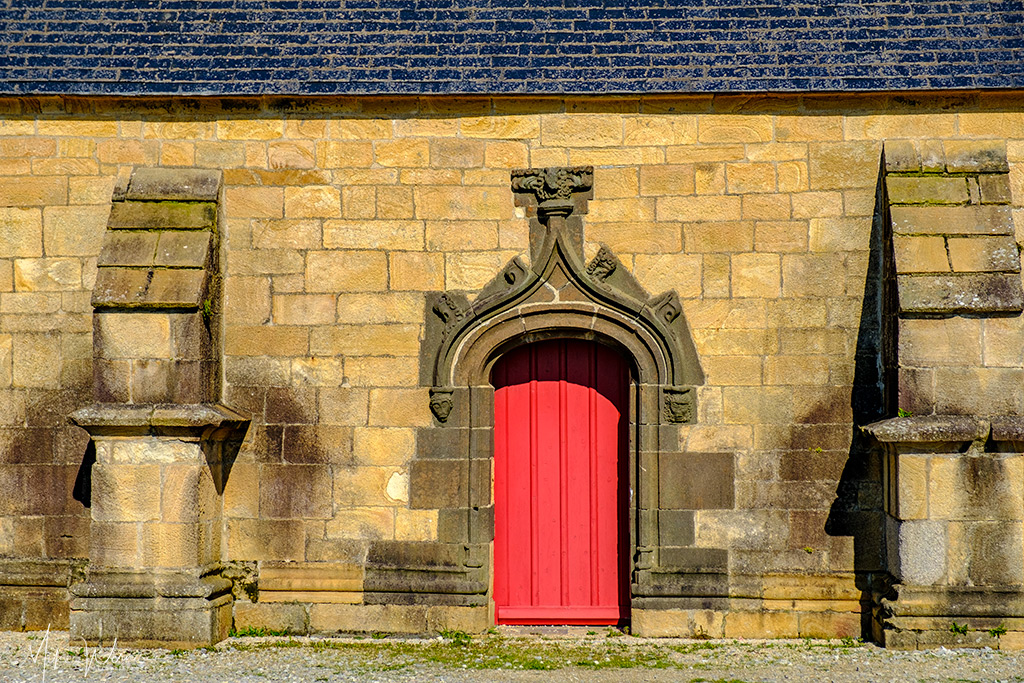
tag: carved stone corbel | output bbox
[429,387,455,423]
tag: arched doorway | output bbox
[491,338,631,625]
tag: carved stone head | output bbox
[429,387,454,423]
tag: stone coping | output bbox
[71,571,232,599]
[882,583,1024,617]
[69,403,248,437]
[865,415,1024,443]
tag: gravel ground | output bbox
[2,628,1024,682]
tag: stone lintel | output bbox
[70,403,249,439]
[864,416,989,444]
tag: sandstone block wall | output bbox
[1,93,1024,638]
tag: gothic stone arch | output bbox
[376,167,712,623]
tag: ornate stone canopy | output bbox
[423,165,704,425]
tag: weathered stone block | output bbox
[659,509,695,546]
[892,519,947,585]
[13,257,81,292]
[895,454,928,520]
[933,367,1024,415]
[140,521,204,568]
[658,546,728,571]
[723,609,799,638]
[948,520,1024,585]
[883,140,920,173]
[731,252,780,297]
[125,168,221,202]
[94,313,172,359]
[334,466,403,506]
[886,176,968,205]
[224,187,284,219]
[306,250,387,292]
[89,521,140,567]
[233,601,308,635]
[155,231,211,268]
[425,605,488,633]
[891,205,1012,236]
[309,603,428,634]
[325,506,394,540]
[943,139,1009,174]
[892,235,949,273]
[97,231,159,267]
[91,464,161,523]
[284,185,341,218]
[0,207,42,257]
[260,465,333,519]
[409,459,469,509]
[897,273,1024,314]
[437,507,493,544]
[979,174,1012,204]
[659,452,735,511]
[91,268,151,306]
[898,317,982,367]
[70,591,232,648]
[107,201,216,229]
[145,269,207,307]
[947,236,1019,273]
[227,519,305,561]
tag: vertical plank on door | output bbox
[493,339,630,624]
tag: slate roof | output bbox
[1,0,1023,96]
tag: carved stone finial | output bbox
[511,166,593,217]
[663,386,695,424]
[429,387,454,423]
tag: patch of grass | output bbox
[438,629,472,647]
[672,641,724,655]
[230,636,679,671]
[230,625,292,638]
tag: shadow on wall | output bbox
[71,440,94,507]
[825,154,898,639]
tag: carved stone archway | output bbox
[393,167,708,624]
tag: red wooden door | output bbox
[492,339,631,625]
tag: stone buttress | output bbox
[867,141,1024,649]
[68,168,248,648]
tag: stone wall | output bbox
[1,93,1024,642]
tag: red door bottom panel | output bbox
[492,339,630,625]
